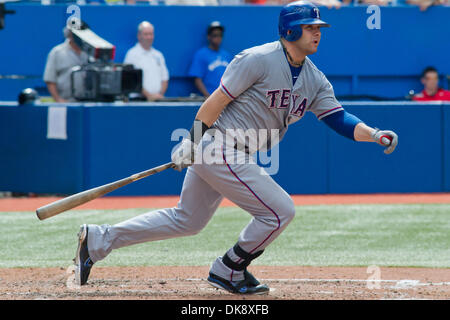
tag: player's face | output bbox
[138,26,155,50]
[297,25,321,55]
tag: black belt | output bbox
[209,133,251,154]
[233,142,250,154]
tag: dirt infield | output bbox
[1,266,449,300]
[1,194,449,300]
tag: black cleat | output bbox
[207,269,269,295]
[74,224,94,285]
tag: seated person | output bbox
[412,66,450,101]
[124,21,169,101]
[188,21,232,98]
[306,0,343,8]
[341,0,392,5]
[164,0,218,4]
[43,26,89,103]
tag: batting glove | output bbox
[372,128,398,154]
[171,138,197,171]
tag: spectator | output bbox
[43,26,89,103]
[406,0,448,11]
[412,66,450,102]
[341,0,391,5]
[340,0,449,6]
[276,0,342,7]
[124,21,169,101]
[244,0,267,4]
[164,0,219,5]
[307,0,342,8]
[188,21,232,98]
[218,0,243,3]
[85,0,106,4]
[78,0,136,4]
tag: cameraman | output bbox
[43,26,89,103]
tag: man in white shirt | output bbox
[124,21,169,101]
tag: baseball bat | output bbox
[36,162,175,221]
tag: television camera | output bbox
[70,23,142,102]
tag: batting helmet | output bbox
[278,1,330,42]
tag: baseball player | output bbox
[74,1,398,294]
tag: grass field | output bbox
[1,204,449,269]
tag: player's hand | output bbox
[371,129,398,154]
[171,139,197,171]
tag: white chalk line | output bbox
[82,277,450,287]
[183,278,450,288]
[64,277,450,290]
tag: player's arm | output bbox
[353,122,377,142]
[171,88,232,171]
[193,49,260,126]
[195,88,232,128]
[172,49,258,170]
[322,110,398,154]
[312,74,398,154]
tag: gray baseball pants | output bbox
[86,135,295,282]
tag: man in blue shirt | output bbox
[188,21,232,98]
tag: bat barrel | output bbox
[36,194,92,221]
[36,179,130,220]
[36,162,175,221]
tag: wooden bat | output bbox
[36,162,175,221]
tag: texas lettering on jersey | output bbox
[215,41,342,152]
[266,89,308,118]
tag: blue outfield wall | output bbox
[0,106,85,194]
[327,104,443,193]
[0,4,449,100]
[1,102,449,195]
[83,105,194,196]
[444,106,450,192]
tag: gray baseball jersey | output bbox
[86,40,343,283]
[214,40,343,150]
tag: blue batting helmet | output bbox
[278,1,330,42]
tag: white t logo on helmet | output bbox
[313,7,320,18]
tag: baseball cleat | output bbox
[207,270,269,295]
[74,224,94,286]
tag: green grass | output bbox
[1,204,449,268]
